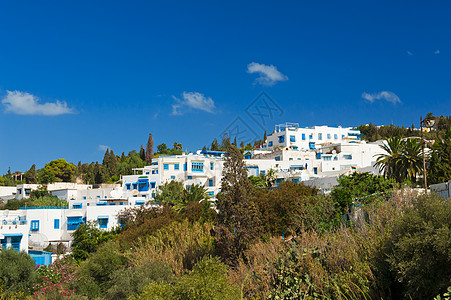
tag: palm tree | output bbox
[375,136,404,182]
[401,138,423,184]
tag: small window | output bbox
[313,167,318,175]
[30,220,39,231]
[318,133,323,140]
[174,164,179,170]
[97,217,109,229]
[171,176,175,179]
[290,135,296,142]
[187,176,192,179]
[184,163,187,171]
[209,179,214,187]
[343,154,352,160]
[164,164,169,170]
[210,162,214,170]
[302,133,306,140]
[191,162,204,172]
[132,183,137,190]
[54,219,60,229]
[268,141,273,147]
[275,156,281,161]
[327,134,331,139]
[334,134,338,140]
[323,156,332,161]
[309,134,313,139]
[278,136,285,143]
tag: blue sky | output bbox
[1,0,450,172]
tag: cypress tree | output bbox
[145,133,154,165]
[139,145,146,161]
[24,164,37,184]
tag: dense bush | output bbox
[384,193,451,299]
[132,256,240,300]
[0,248,37,294]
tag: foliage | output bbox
[256,182,337,235]
[215,144,263,265]
[31,195,69,207]
[428,128,451,184]
[0,248,37,294]
[105,260,172,300]
[154,180,184,206]
[375,137,423,184]
[330,172,397,215]
[41,159,76,182]
[435,286,451,300]
[384,193,451,299]
[126,220,215,276]
[71,221,118,261]
[32,255,80,299]
[145,133,154,164]
[132,256,241,300]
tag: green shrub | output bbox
[132,256,240,300]
[385,193,451,299]
[0,248,37,294]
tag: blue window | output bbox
[275,156,281,161]
[313,167,318,175]
[125,183,131,190]
[290,135,296,142]
[184,163,187,171]
[292,146,298,150]
[150,182,156,189]
[73,203,82,209]
[318,133,322,140]
[97,216,109,229]
[138,179,149,191]
[208,191,214,196]
[132,183,137,190]
[209,179,214,187]
[135,200,145,205]
[171,176,175,179]
[327,134,331,139]
[67,216,83,231]
[302,133,306,140]
[316,153,322,159]
[11,236,21,251]
[191,162,204,172]
[278,135,285,143]
[342,134,345,139]
[83,196,87,200]
[334,134,338,140]
[54,219,60,229]
[164,164,169,170]
[309,142,316,150]
[174,164,179,170]
[343,154,352,160]
[309,134,313,139]
[30,220,39,231]
[260,170,266,175]
[268,141,273,147]
[187,176,192,179]
[323,156,332,161]
[0,238,6,249]
[210,162,214,170]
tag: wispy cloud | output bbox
[362,91,401,104]
[1,90,74,115]
[246,62,288,86]
[434,50,440,55]
[98,145,110,152]
[171,92,216,116]
[407,51,414,56]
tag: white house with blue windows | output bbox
[263,123,361,151]
[121,150,226,201]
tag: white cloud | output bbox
[246,62,288,86]
[98,145,110,152]
[171,91,216,115]
[362,91,401,104]
[407,51,414,56]
[1,90,74,115]
[435,50,440,54]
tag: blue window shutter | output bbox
[54,219,60,229]
[164,164,169,170]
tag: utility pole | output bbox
[420,116,427,191]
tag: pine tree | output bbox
[202,145,207,151]
[211,138,219,151]
[145,133,154,165]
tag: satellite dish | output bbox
[132,190,139,196]
[3,210,9,217]
[29,233,49,249]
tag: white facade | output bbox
[263,123,361,151]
